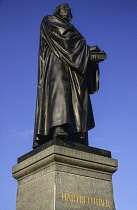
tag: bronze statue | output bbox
[33,3,106,148]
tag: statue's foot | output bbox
[53,126,69,139]
[69,132,88,145]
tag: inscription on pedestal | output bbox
[62,193,111,208]
[12,144,117,210]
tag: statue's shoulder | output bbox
[42,15,57,23]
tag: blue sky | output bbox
[0,0,137,209]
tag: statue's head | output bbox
[53,3,73,22]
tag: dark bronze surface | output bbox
[33,3,106,148]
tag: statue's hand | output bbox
[91,55,101,63]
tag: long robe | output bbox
[33,15,99,148]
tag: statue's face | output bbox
[58,4,72,22]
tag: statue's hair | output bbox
[53,3,73,20]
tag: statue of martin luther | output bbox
[33,3,106,148]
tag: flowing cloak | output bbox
[33,15,99,148]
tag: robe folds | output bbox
[33,15,99,148]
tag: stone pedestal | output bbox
[12,139,118,210]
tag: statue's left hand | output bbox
[91,55,101,63]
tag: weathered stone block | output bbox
[12,140,118,210]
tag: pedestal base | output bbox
[12,139,118,210]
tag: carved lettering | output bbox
[62,193,67,201]
[104,199,111,208]
[62,193,111,208]
[79,196,86,204]
[88,197,95,205]
[66,194,71,202]
[71,194,78,203]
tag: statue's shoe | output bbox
[54,131,69,139]
[53,126,69,139]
